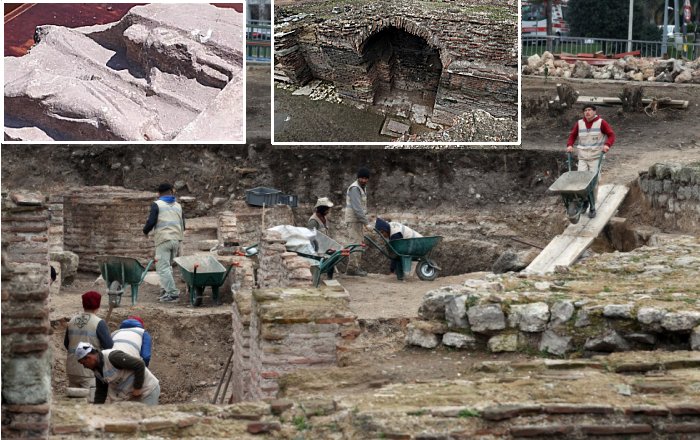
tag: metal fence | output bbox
[522,35,700,60]
[247,20,271,63]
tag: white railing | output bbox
[522,35,700,60]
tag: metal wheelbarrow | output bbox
[364,230,443,281]
[549,153,605,224]
[173,255,236,307]
[97,256,154,306]
[299,231,365,287]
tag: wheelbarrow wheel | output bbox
[566,201,581,224]
[108,280,122,307]
[192,286,204,307]
[417,261,438,281]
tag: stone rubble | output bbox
[524,51,700,83]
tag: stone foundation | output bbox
[63,186,154,272]
[1,192,52,439]
[409,235,700,354]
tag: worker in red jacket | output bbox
[566,105,616,218]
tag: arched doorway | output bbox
[360,26,442,124]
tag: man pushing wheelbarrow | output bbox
[565,104,616,219]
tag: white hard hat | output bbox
[314,197,334,208]
[75,342,95,360]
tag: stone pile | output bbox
[397,109,519,142]
[1,192,52,439]
[63,186,153,272]
[409,234,700,354]
[524,51,700,83]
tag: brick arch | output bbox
[354,18,453,68]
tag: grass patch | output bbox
[458,408,480,418]
[293,415,309,431]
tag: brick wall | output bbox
[1,192,52,439]
[246,284,359,400]
[63,186,154,272]
[276,3,518,122]
[256,231,313,289]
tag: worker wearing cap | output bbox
[566,104,616,218]
[143,182,185,302]
[111,315,152,367]
[308,197,334,236]
[344,167,372,276]
[375,217,423,278]
[75,342,160,405]
[64,291,113,391]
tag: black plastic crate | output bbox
[245,187,298,207]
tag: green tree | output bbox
[568,0,660,40]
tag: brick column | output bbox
[1,192,52,439]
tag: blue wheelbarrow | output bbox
[97,256,154,306]
[364,231,443,281]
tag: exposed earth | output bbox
[2,67,700,438]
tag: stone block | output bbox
[481,404,541,421]
[405,322,440,348]
[442,332,476,349]
[487,333,517,352]
[539,330,571,356]
[691,325,700,350]
[579,424,653,435]
[584,330,630,352]
[661,312,700,331]
[603,304,634,319]
[637,307,667,325]
[467,303,505,333]
[549,301,574,326]
[445,295,469,329]
[508,302,549,332]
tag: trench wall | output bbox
[1,192,52,439]
[63,186,154,272]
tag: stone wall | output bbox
[636,163,700,233]
[408,234,700,355]
[276,1,517,124]
[63,186,154,272]
[1,192,52,439]
[233,202,295,247]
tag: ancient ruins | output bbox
[4,4,244,141]
[274,0,518,137]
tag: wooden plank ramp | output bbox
[524,184,629,275]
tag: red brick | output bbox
[5,422,50,431]
[510,425,574,437]
[141,419,177,431]
[623,405,670,416]
[52,423,87,434]
[104,421,139,433]
[315,317,356,324]
[543,404,614,415]
[4,404,50,414]
[381,433,411,440]
[30,236,48,243]
[5,226,48,233]
[247,421,281,434]
[12,342,49,354]
[662,423,700,433]
[579,424,653,435]
[261,371,279,379]
[482,404,541,420]
[9,291,49,302]
[2,236,28,243]
[3,308,49,319]
[668,403,700,415]
[1,325,50,335]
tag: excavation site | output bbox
[2,67,700,438]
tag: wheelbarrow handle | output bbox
[567,152,573,172]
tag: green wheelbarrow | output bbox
[173,255,236,307]
[97,256,154,306]
[549,153,605,224]
[296,242,366,287]
[364,231,443,281]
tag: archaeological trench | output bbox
[274,0,518,141]
[2,145,700,439]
